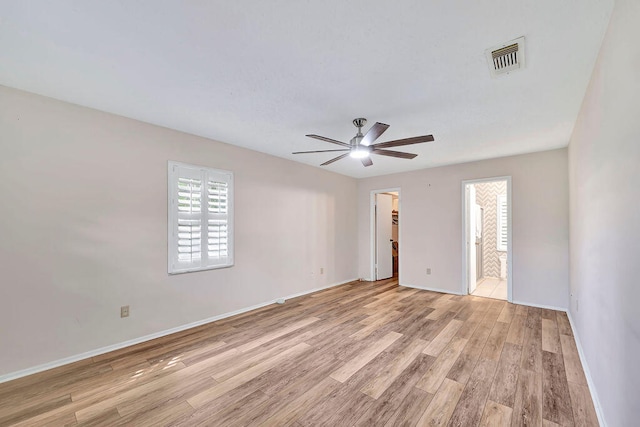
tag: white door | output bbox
[376,193,393,280]
[467,185,478,293]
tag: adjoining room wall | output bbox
[0,85,358,377]
[357,149,569,309]
[475,180,507,278]
[568,0,640,424]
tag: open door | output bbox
[467,185,478,293]
[462,177,511,301]
[375,193,393,280]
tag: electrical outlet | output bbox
[320,267,324,274]
[120,305,130,318]
[576,299,579,312]
[426,268,431,275]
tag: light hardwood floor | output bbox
[0,279,599,426]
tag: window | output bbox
[168,161,233,274]
[497,194,507,251]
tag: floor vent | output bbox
[485,37,525,77]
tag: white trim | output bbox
[0,277,358,384]
[461,176,512,302]
[276,278,357,301]
[566,311,608,427]
[400,282,464,295]
[510,300,567,312]
[369,187,401,283]
[168,161,234,274]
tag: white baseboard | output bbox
[511,300,567,312]
[278,278,357,301]
[566,311,607,427]
[0,278,358,385]
[400,283,464,295]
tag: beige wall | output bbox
[568,0,640,424]
[0,85,358,377]
[357,149,569,308]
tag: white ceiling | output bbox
[0,1,613,178]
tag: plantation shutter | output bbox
[169,162,234,274]
[497,194,507,251]
[204,173,232,268]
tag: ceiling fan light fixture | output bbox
[295,118,434,167]
[349,146,370,158]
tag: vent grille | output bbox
[492,44,518,71]
[486,37,525,77]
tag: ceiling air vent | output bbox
[485,37,525,77]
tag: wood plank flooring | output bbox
[0,279,599,426]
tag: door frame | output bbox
[468,184,478,294]
[461,176,512,301]
[370,188,401,282]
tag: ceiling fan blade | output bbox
[361,122,390,146]
[320,152,350,166]
[371,135,434,149]
[361,157,373,167]
[371,149,418,159]
[306,134,350,147]
[292,149,349,154]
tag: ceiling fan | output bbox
[293,118,434,167]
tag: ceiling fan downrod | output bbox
[351,118,367,146]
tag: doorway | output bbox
[462,177,512,301]
[370,188,400,281]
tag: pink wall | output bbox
[0,85,358,377]
[357,149,569,309]
[568,0,640,424]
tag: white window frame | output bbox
[497,194,507,251]
[168,161,234,274]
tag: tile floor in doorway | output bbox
[472,277,507,300]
